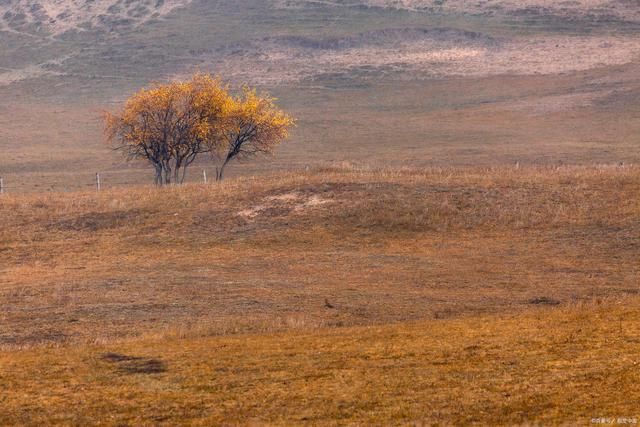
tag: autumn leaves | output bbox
[104,74,294,185]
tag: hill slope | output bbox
[3,300,640,425]
[1,166,639,423]
[1,166,638,347]
[1,0,639,192]
[0,0,191,34]
[280,0,640,22]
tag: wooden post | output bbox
[203,169,208,184]
[0,177,3,194]
[96,173,101,192]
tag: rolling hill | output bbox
[0,0,639,192]
[0,0,191,34]
[1,165,639,423]
[2,2,640,422]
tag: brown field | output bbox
[2,1,640,424]
[1,165,639,423]
[3,300,640,425]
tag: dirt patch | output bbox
[101,352,167,374]
[239,191,332,220]
[529,296,561,305]
[49,209,153,232]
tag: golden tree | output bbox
[214,86,295,181]
[104,74,231,185]
[105,75,294,185]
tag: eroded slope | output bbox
[0,0,191,34]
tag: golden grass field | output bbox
[3,301,640,425]
[1,165,638,424]
[2,1,640,424]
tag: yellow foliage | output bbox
[104,73,294,183]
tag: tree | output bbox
[104,74,231,185]
[213,87,295,181]
[104,74,294,185]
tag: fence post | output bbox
[203,169,207,184]
[96,173,101,192]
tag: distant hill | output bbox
[0,0,192,34]
[278,0,640,22]
[0,0,639,192]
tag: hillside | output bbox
[281,0,640,22]
[1,166,639,423]
[2,165,638,346]
[1,0,639,192]
[3,301,640,424]
[0,0,191,34]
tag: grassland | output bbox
[1,165,638,423]
[3,301,640,425]
[1,1,640,423]
[1,1,639,192]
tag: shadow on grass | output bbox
[101,352,167,374]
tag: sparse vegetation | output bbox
[1,165,638,341]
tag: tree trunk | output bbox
[216,160,230,181]
[154,164,163,186]
[163,162,172,186]
[173,167,181,185]
[180,165,189,184]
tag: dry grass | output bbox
[1,165,638,347]
[1,165,639,423]
[209,30,640,84]
[2,299,640,425]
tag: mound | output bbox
[1,166,638,346]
